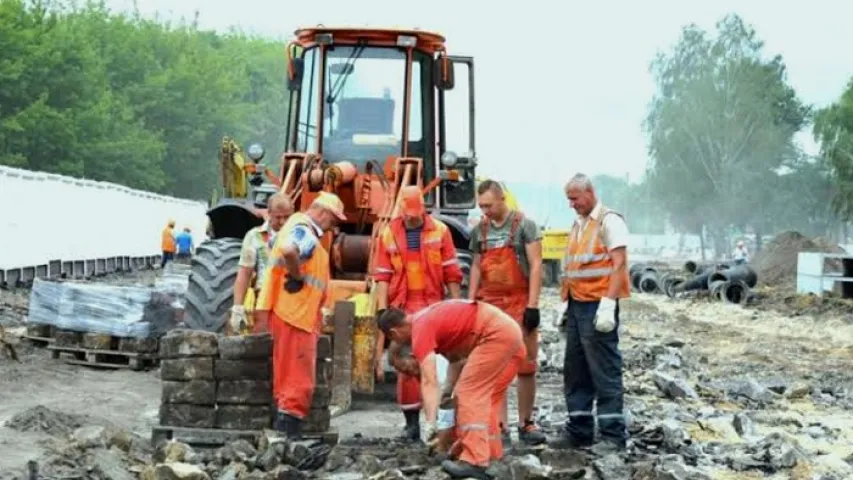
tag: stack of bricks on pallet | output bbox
[159,330,273,430]
[157,329,333,432]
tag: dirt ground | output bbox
[3,279,853,478]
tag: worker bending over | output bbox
[229,194,294,334]
[556,173,630,451]
[255,192,345,439]
[374,185,462,440]
[161,219,177,268]
[468,180,546,446]
[378,300,525,480]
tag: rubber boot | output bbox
[400,410,421,442]
[441,459,492,480]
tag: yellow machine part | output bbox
[542,228,570,261]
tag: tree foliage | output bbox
[0,0,289,200]
[814,79,853,220]
[643,13,832,253]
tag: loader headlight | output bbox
[247,143,265,162]
[440,151,458,168]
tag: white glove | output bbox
[229,305,248,333]
[594,297,617,333]
[423,421,438,444]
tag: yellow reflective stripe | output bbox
[458,423,488,431]
[562,268,613,279]
[442,259,458,266]
[566,253,610,263]
[302,274,326,290]
[375,267,394,274]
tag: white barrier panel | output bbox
[0,165,209,270]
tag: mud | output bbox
[2,283,853,478]
[752,231,845,287]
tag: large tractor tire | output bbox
[183,238,242,332]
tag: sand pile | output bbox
[752,231,845,287]
[4,405,91,437]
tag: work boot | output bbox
[441,459,492,480]
[275,412,303,440]
[518,420,547,446]
[400,410,421,442]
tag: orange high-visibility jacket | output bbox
[256,213,330,333]
[374,216,463,308]
[560,206,630,302]
[161,227,176,253]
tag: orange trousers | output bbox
[397,294,429,411]
[270,314,317,419]
[455,304,526,466]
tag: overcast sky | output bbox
[105,0,853,186]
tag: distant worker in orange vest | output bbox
[378,300,525,480]
[373,185,463,441]
[254,192,346,439]
[161,219,177,268]
[554,173,630,452]
[468,179,546,446]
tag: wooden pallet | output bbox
[20,335,54,347]
[151,425,339,448]
[47,345,158,370]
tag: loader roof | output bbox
[293,26,447,54]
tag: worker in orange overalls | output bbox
[160,219,177,268]
[468,179,546,446]
[254,192,346,439]
[373,185,463,441]
[378,300,525,480]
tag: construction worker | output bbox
[468,179,546,446]
[378,300,525,480]
[160,219,177,268]
[732,240,749,265]
[229,194,295,334]
[555,173,630,451]
[254,192,346,439]
[374,185,463,441]
[175,227,194,263]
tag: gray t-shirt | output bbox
[469,211,542,277]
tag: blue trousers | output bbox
[562,298,627,445]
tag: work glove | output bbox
[594,297,617,333]
[229,305,248,334]
[424,421,438,447]
[284,277,304,293]
[523,307,540,331]
[376,308,386,322]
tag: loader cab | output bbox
[283,28,477,213]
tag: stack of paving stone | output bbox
[157,329,333,433]
[158,330,273,430]
[304,334,333,433]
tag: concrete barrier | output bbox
[0,165,209,286]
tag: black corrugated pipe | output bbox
[639,271,660,293]
[684,260,700,274]
[664,277,684,298]
[630,265,656,291]
[708,280,727,300]
[722,280,749,304]
[708,264,758,288]
[672,270,714,293]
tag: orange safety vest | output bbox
[560,206,630,302]
[263,212,330,333]
[380,217,452,309]
[161,227,176,252]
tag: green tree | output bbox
[644,14,809,256]
[0,0,290,200]
[814,78,853,221]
